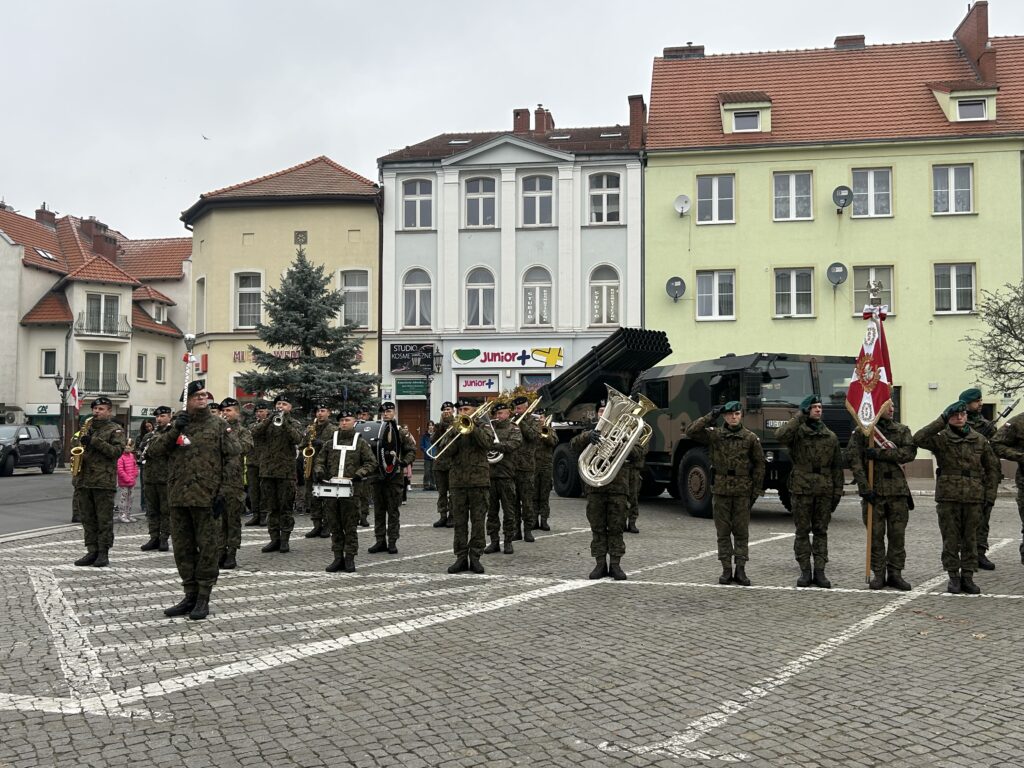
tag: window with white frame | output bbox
[733,111,760,132]
[136,353,147,381]
[465,177,496,227]
[402,179,433,229]
[340,270,369,328]
[153,303,166,323]
[933,165,973,214]
[773,172,813,220]
[934,263,975,313]
[84,351,118,392]
[195,277,206,334]
[852,266,894,313]
[403,269,431,328]
[696,270,735,320]
[774,268,814,317]
[957,99,987,121]
[589,266,620,325]
[697,174,735,223]
[155,356,166,384]
[589,173,621,224]
[235,273,262,328]
[522,175,553,226]
[523,266,552,326]
[41,349,57,377]
[85,293,120,334]
[466,268,495,328]
[852,168,892,217]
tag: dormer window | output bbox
[718,92,772,135]
[733,111,760,132]
[153,303,166,323]
[928,82,997,123]
[957,99,987,121]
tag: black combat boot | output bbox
[733,564,751,587]
[261,538,281,553]
[92,550,109,568]
[886,568,911,591]
[217,551,226,568]
[245,515,262,527]
[625,520,640,534]
[432,515,447,528]
[367,538,387,554]
[589,557,608,579]
[960,571,981,595]
[140,537,160,551]
[531,520,541,531]
[158,537,169,552]
[164,592,197,617]
[359,513,370,527]
[503,540,514,555]
[608,557,627,581]
[796,567,812,587]
[445,515,453,528]
[812,568,831,589]
[512,523,523,542]
[326,556,344,573]
[222,550,237,570]
[483,537,500,554]
[387,541,398,554]
[977,549,995,570]
[523,528,535,543]
[71,512,80,523]
[869,571,886,590]
[304,523,322,538]
[469,557,485,574]
[447,557,469,574]
[74,551,98,567]
[539,517,550,531]
[946,571,962,594]
[319,526,331,538]
[343,554,356,573]
[188,595,210,621]
[718,561,733,585]
[279,533,291,553]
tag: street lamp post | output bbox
[53,371,75,468]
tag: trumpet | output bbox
[272,409,285,427]
[301,422,317,478]
[427,401,496,460]
[539,414,554,440]
[70,417,93,477]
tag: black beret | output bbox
[338,410,356,419]
[313,402,331,411]
[254,400,271,410]
[90,396,112,408]
[441,401,455,409]
[153,405,172,416]
[219,397,240,409]
[379,401,396,412]
[457,397,478,408]
[511,396,529,407]
[207,401,221,411]
[273,393,291,405]
[493,401,510,412]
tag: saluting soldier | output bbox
[991,411,1024,566]
[303,403,335,539]
[685,401,766,586]
[960,387,999,570]
[914,400,1000,594]
[148,380,241,620]
[511,396,539,541]
[140,406,173,552]
[532,409,558,532]
[354,408,373,527]
[446,398,494,574]
[244,400,270,527]
[847,401,917,590]
[251,394,304,553]
[484,401,522,555]
[367,402,417,555]
[218,398,254,569]
[72,396,126,568]
[314,410,377,573]
[432,401,456,528]
[775,395,844,589]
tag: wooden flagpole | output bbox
[865,427,875,584]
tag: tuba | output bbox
[578,385,656,487]
[70,417,93,477]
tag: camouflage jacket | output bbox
[221,418,254,491]
[512,414,539,473]
[570,428,642,495]
[74,417,126,490]
[685,413,766,497]
[448,418,495,489]
[246,416,267,476]
[147,408,241,507]
[990,413,1024,484]
[966,411,997,440]
[847,418,916,498]
[533,426,558,475]
[314,427,378,483]
[250,413,304,479]
[433,415,456,472]
[140,425,171,484]
[774,415,844,498]
[913,417,1000,504]
[488,418,522,481]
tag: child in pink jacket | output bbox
[115,441,139,523]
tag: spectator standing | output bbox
[421,422,436,490]
[115,441,139,523]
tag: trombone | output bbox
[426,400,496,460]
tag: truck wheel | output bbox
[678,448,713,518]
[0,454,13,477]
[552,444,583,498]
[41,452,56,474]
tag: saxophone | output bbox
[70,417,94,477]
[302,421,318,479]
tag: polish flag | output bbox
[846,305,893,436]
[69,382,82,412]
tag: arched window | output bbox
[522,175,553,226]
[465,177,496,227]
[588,173,620,224]
[589,266,620,326]
[403,179,433,229]
[403,269,431,328]
[523,266,552,326]
[466,267,495,328]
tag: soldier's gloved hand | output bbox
[710,405,725,419]
[588,430,603,446]
[173,412,189,431]
[211,496,225,519]
[314,468,325,482]
[859,490,878,504]
[312,439,323,450]
[79,434,92,448]
[865,448,879,460]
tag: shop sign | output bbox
[390,343,435,374]
[451,344,563,368]
[395,379,429,396]
[458,375,499,393]
[25,403,60,416]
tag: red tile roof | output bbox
[379,126,636,163]
[21,291,73,325]
[119,238,190,280]
[0,209,67,274]
[131,304,183,338]
[62,255,141,287]
[132,284,176,305]
[718,91,772,104]
[648,37,1024,151]
[181,156,379,224]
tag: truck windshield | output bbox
[758,361,854,407]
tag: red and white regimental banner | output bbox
[845,304,893,436]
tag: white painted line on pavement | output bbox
[0,525,80,545]
[630,532,795,575]
[624,579,1024,599]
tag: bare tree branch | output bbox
[962,281,1024,396]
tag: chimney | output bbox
[954,1,996,81]
[35,203,56,228]
[534,104,555,134]
[513,108,531,134]
[95,234,118,259]
[663,44,705,60]
[834,35,865,50]
[628,94,646,149]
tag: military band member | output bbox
[511,396,539,542]
[314,410,377,573]
[367,402,417,555]
[218,398,254,569]
[685,401,766,586]
[847,401,917,590]
[914,401,1000,594]
[447,399,494,574]
[775,395,844,589]
[991,411,1024,565]
[533,410,558,532]
[140,406,173,552]
[960,387,998,570]
[72,396,126,568]
[624,438,648,535]
[303,403,335,539]
[432,401,456,528]
[244,400,270,527]
[355,408,373,527]
[484,401,522,555]
[251,394,304,553]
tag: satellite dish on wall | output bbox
[666,276,686,302]
[673,194,691,216]
[827,262,849,286]
[832,185,853,213]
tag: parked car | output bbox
[0,424,60,475]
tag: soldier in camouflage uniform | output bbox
[914,400,1000,594]
[302,403,335,539]
[244,401,270,527]
[314,410,377,573]
[355,408,373,527]
[960,387,999,570]
[685,401,766,586]
[431,402,455,528]
[484,402,522,554]
[532,411,558,532]
[446,399,494,574]
[218,398,254,569]
[991,411,1024,565]
[624,440,648,535]
[148,380,241,620]
[775,395,844,589]
[72,396,127,568]
[367,402,417,554]
[847,401,917,590]
[511,396,539,542]
[251,394,304,553]
[140,406,172,552]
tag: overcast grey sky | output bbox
[4,1,1024,239]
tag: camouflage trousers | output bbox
[587,492,628,558]
[861,496,909,572]
[534,467,553,522]
[435,469,451,520]
[451,486,488,560]
[304,482,327,530]
[372,479,403,543]
[713,494,751,563]
[170,505,222,597]
[355,479,370,522]
[247,466,261,519]
[514,471,537,531]
[1018,482,1024,557]
[72,485,81,522]
[324,497,359,557]
[79,487,116,553]
[791,494,833,568]
[487,477,518,541]
[261,476,296,537]
[627,466,641,524]
[977,500,995,551]
[936,501,980,572]
[221,489,245,554]
[144,482,170,541]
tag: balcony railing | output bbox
[77,371,131,397]
[74,312,132,338]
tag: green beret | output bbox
[722,401,742,413]
[958,387,982,403]
[800,395,822,413]
[944,400,968,418]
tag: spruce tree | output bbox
[237,247,379,415]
